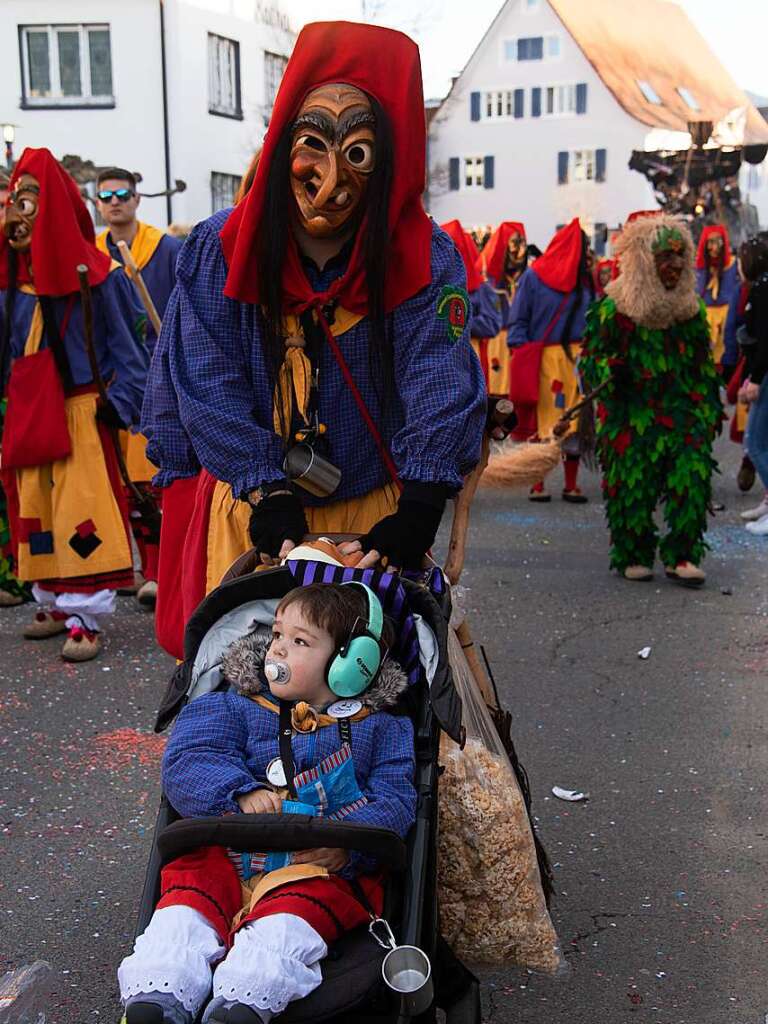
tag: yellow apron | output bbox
[705,305,728,366]
[119,431,158,484]
[536,342,583,439]
[15,392,132,582]
[204,305,398,594]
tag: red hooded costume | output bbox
[440,220,483,292]
[477,221,527,283]
[0,147,110,296]
[220,21,432,315]
[531,218,584,293]
[696,224,733,270]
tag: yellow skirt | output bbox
[471,330,510,398]
[119,430,158,484]
[537,343,583,438]
[705,304,728,366]
[15,393,132,582]
[205,481,400,595]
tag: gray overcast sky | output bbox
[286,0,768,101]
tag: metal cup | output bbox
[381,944,434,1016]
[283,442,342,497]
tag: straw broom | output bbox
[480,380,610,489]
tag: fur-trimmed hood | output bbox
[606,213,700,329]
[221,634,409,713]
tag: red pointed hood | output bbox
[696,224,732,270]
[532,218,584,293]
[477,221,526,283]
[440,219,483,291]
[220,21,432,314]
[0,147,110,295]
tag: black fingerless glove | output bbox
[360,482,450,569]
[96,399,126,430]
[248,491,308,557]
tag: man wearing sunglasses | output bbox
[96,168,183,611]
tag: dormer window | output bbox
[637,79,662,105]
[677,86,699,111]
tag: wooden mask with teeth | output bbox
[4,174,40,252]
[289,83,376,240]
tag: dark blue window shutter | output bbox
[514,88,524,118]
[517,37,529,60]
[484,155,495,189]
[470,91,481,121]
[531,36,543,59]
[595,148,607,182]
[449,158,460,191]
[576,83,588,114]
[531,87,541,117]
[594,223,607,256]
[557,151,569,184]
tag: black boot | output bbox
[126,1003,164,1024]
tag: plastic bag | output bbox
[438,628,563,971]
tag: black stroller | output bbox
[123,557,481,1024]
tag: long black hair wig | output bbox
[559,230,595,359]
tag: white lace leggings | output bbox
[118,905,328,1020]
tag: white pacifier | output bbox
[265,660,291,684]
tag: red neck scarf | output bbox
[0,147,110,296]
[220,21,432,315]
[696,224,732,270]
[532,218,584,293]
[478,221,527,284]
[440,220,483,292]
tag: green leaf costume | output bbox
[581,295,722,571]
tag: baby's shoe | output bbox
[126,992,193,1024]
[203,998,268,1023]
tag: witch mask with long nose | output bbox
[289,83,376,240]
[4,173,40,252]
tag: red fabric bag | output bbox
[508,292,571,421]
[2,297,75,470]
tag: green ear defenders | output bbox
[327,582,385,697]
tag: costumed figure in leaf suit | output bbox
[469,221,526,399]
[441,219,501,388]
[141,22,486,659]
[581,214,722,586]
[508,218,595,503]
[96,166,183,610]
[0,148,149,660]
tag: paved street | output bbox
[1,433,767,1023]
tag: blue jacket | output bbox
[104,232,182,351]
[507,268,592,349]
[0,267,149,427]
[163,691,416,877]
[141,213,486,500]
[470,281,503,339]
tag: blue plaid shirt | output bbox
[163,691,416,876]
[141,214,486,501]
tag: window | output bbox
[476,89,524,120]
[208,33,242,118]
[546,84,576,115]
[211,172,241,212]
[572,149,596,182]
[558,148,607,185]
[264,51,287,123]
[20,24,113,107]
[524,0,540,10]
[677,86,699,111]
[464,156,485,189]
[637,79,662,105]
[503,34,559,62]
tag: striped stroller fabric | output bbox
[287,560,423,685]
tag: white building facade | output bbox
[0,0,294,227]
[426,0,655,252]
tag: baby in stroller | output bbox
[119,581,417,1024]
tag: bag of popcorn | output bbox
[438,629,562,971]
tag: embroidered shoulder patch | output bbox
[437,285,470,342]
